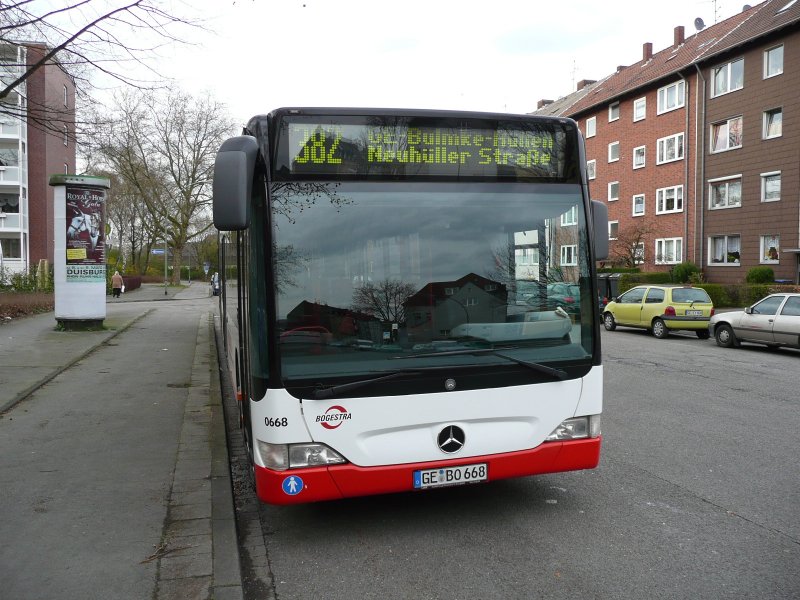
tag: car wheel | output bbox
[696,330,710,340]
[652,318,669,339]
[603,312,616,331]
[714,324,738,348]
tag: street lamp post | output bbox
[163,222,168,296]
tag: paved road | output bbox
[228,327,800,599]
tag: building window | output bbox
[764,45,783,78]
[587,159,596,180]
[656,238,682,264]
[710,235,740,265]
[561,205,577,226]
[609,102,620,122]
[709,176,742,209]
[633,145,645,169]
[763,108,782,139]
[761,172,781,202]
[0,193,20,213]
[0,147,20,167]
[64,163,69,174]
[465,297,478,306]
[444,287,458,295]
[608,221,619,240]
[516,247,538,266]
[586,116,596,138]
[710,116,742,153]
[608,181,619,202]
[656,132,684,164]
[0,236,22,258]
[760,234,780,264]
[560,244,577,266]
[633,97,646,121]
[608,141,620,162]
[63,126,68,146]
[656,185,683,214]
[63,84,68,107]
[632,194,645,216]
[712,58,744,97]
[657,80,685,114]
[634,242,645,264]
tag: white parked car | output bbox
[708,293,800,350]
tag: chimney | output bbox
[674,25,685,47]
[643,42,653,61]
[537,99,554,109]
[576,79,596,91]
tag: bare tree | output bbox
[610,222,653,268]
[352,279,417,324]
[0,1,199,100]
[90,88,234,282]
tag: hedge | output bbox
[616,276,798,308]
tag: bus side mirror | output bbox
[213,135,259,231]
[591,200,609,261]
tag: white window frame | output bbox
[761,171,781,203]
[608,141,620,163]
[633,145,646,169]
[655,238,682,265]
[585,116,596,138]
[656,185,683,215]
[760,234,780,264]
[710,116,743,153]
[560,244,577,266]
[608,181,619,202]
[657,80,685,114]
[709,235,741,265]
[608,220,619,240]
[587,159,596,180]
[709,175,742,210]
[711,58,744,97]
[609,102,620,122]
[632,194,645,216]
[633,97,646,122]
[63,84,68,107]
[63,125,68,146]
[656,132,684,164]
[561,205,578,226]
[764,45,783,79]
[634,242,644,265]
[763,108,782,139]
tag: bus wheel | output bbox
[652,318,669,339]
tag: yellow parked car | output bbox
[602,285,715,339]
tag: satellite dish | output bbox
[694,17,706,30]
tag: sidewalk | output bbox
[0,282,243,600]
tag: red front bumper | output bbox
[255,437,601,505]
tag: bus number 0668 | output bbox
[265,417,288,427]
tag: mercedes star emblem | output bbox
[437,425,465,454]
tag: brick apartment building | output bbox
[1,41,76,275]
[534,0,800,284]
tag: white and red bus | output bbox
[214,108,608,505]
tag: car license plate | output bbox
[686,309,703,316]
[413,463,487,489]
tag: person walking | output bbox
[111,270,124,299]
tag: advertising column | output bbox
[50,175,111,329]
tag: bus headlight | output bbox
[256,440,346,470]
[545,415,601,441]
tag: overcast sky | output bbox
[125,0,752,125]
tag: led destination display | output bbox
[274,116,575,180]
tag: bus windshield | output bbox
[272,180,594,385]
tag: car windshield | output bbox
[270,181,595,383]
[672,288,712,303]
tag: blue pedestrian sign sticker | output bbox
[282,475,304,496]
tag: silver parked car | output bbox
[709,293,800,349]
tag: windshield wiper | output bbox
[395,347,568,380]
[311,369,422,400]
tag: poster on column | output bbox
[65,185,106,282]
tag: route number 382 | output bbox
[265,417,288,427]
[294,128,342,164]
